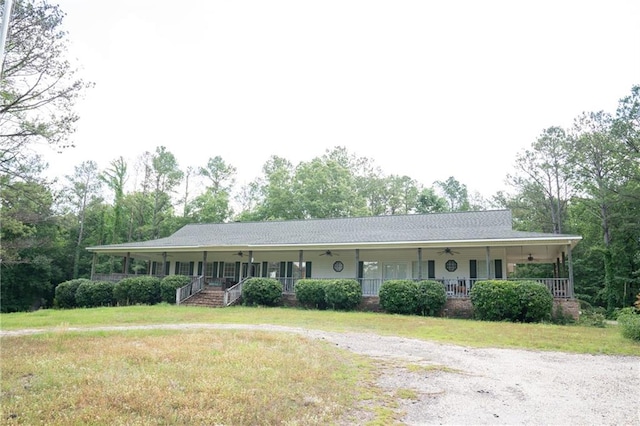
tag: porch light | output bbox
[527,254,534,261]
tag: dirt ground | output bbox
[3,323,639,425]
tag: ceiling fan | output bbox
[527,254,534,262]
[438,247,460,256]
[319,250,338,257]
[234,251,245,257]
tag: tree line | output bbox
[1,1,638,314]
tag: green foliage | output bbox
[578,306,607,328]
[416,280,447,316]
[324,279,362,311]
[54,278,90,309]
[75,281,115,308]
[514,281,553,323]
[295,279,328,310]
[378,280,419,315]
[242,278,283,307]
[114,277,161,306]
[160,275,192,303]
[617,310,640,341]
[470,280,521,321]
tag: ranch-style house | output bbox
[87,210,582,316]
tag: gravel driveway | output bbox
[3,323,639,425]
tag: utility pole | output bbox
[0,0,14,76]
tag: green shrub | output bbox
[54,278,90,309]
[514,281,553,323]
[324,279,361,311]
[416,280,447,316]
[295,279,328,309]
[470,280,520,321]
[242,278,282,307]
[618,311,640,341]
[578,307,607,328]
[379,280,419,315]
[75,281,115,308]
[114,276,161,306]
[160,275,192,303]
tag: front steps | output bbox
[180,286,225,308]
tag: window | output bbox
[412,261,435,279]
[363,261,379,279]
[267,262,279,278]
[178,262,191,276]
[223,262,236,279]
[383,263,408,280]
[445,260,458,272]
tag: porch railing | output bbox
[224,279,245,306]
[508,277,571,298]
[92,272,166,283]
[176,275,205,305]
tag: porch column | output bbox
[249,250,254,278]
[485,247,491,278]
[298,250,304,279]
[162,252,167,276]
[124,252,130,275]
[91,252,97,280]
[355,249,360,281]
[203,251,208,280]
[567,244,575,298]
[417,248,423,280]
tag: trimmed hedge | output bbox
[617,305,640,341]
[379,280,419,315]
[470,280,553,322]
[160,275,192,303]
[242,277,283,306]
[515,280,553,322]
[75,281,115,308]
[114,276,161,306]
[295,279,328,310]
[54,278,90,309]
[324,279,361,311]
[415,280,447,316]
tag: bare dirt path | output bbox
[3,323,639,425]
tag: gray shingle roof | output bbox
[87,210,581,252]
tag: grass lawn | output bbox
[2,305,638,425]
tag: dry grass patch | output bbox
[2,329,374,425]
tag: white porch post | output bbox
[91,252,97,280]
[162,252,167,276]
[203,251,208,280]
[567,244,574,298]
[485,247,491,279]
[417,248,423,280]
[249,250,254,278]
[298,250,303,279]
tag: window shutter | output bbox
[197,261,203,275]
[494,259,503,279]
[305,261,312,278]
[428,260,435,279]
[469,260,477,279]
[286,262,293,278]
[279,262,286,278]
[189,261,195,275]
[262,261,268,277]
[357,261,364,280]
[164,261,170,275]
[151,261,156,275]
[234,261,241,282]
[174,261,180,275]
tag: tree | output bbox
[434,176,470,211]
[0,0,92,179]
[64,160,102,278]
[100,156,128,244]
[508,127,572,234]
[149,146,183,238]
[416,187,448,213]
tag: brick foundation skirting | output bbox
[281,294,580,321]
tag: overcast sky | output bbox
[42,0,640,200]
